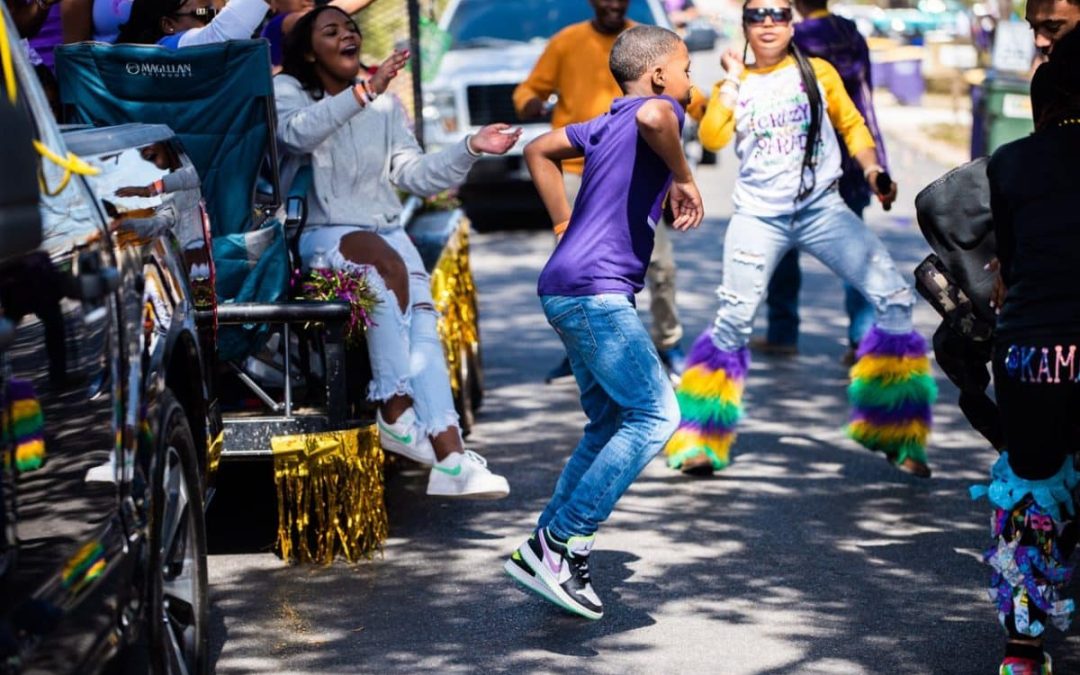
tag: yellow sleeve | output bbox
[697,81,736,151]
[812,58,875,157]
[513,32,564,116]
[686,87,708,122]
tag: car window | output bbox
[447,0,660,47]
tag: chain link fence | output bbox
[354,0,421,142]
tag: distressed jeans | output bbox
[538,294,680,540]
[301,225,459,438]
[712,188,914,351]
[764,201,875,348]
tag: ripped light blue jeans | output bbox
[712,188,915,351]
[300,225,459,439]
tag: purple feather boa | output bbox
[855,325,928,359]
[686,331,751,379]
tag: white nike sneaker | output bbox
[426,449,510,499]
[376,407,436,465]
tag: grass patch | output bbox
[924,122,971,150]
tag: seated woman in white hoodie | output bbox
[274,6,520,498]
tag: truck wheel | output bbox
[147,390,209,675]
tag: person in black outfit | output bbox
[972,29,1080,675]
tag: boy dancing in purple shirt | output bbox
[504,25,703,620]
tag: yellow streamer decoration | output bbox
[0,22,100,195]
[430,217,480,401]
[1,9,16,104]
[33,139,102,196]
[270,426,387,565]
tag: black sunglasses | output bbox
[743,7,793,24]
[171,6,217,23]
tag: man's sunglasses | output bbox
[743,7,793,24]
[171,6,218,22]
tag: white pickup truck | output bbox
[421,0,715,223]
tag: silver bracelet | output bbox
[863,164,885,181]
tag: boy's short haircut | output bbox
[609,25,683,89]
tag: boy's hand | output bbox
[669,179,703,231]
[469,124,523,156]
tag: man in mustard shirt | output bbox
[514,0,694,382]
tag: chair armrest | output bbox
[199,301,351,326]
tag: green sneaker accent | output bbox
[511,550,523,561]
[378,422,412,446]
[565,533,595,549]
[432,462,462,476]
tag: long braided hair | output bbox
[742,1,823,202]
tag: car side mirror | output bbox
[0,100,42,265]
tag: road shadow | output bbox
[206,214,1079,673]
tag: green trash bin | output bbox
[983,74,1033,154]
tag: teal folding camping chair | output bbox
[55,40,362,456]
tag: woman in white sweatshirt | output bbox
[666,0,936,480]
[275,6,520,498]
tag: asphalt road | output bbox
[205,114,1080,674]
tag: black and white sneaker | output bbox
[504,548,561,606]
[516,528,603,620]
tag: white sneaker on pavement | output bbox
[376,407,437,465]
[426,449,510,499]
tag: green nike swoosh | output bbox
[432,463,462,476]
[378,423,412,445]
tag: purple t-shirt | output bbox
[27,4,62,68]
[537,94,684,298]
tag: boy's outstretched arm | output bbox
[524,129,582,237]
[636,99,704,231]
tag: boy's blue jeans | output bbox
[537,294,680,541]
[764,200,875,348]
[713,188,913,352]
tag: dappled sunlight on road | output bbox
[206,146,1079,674]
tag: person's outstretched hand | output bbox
[720,47,745,79]
[115,185,154,198]
[669,179,703,231]
[468,124,523,156]
[369,49,410,94]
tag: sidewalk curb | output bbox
[886,122,972,169]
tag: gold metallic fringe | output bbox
[430,217,479,400]
[270,426,387,564]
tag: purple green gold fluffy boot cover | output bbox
[847,325,937,466]
[665,331,749,472]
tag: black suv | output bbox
[0,10,218,674]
